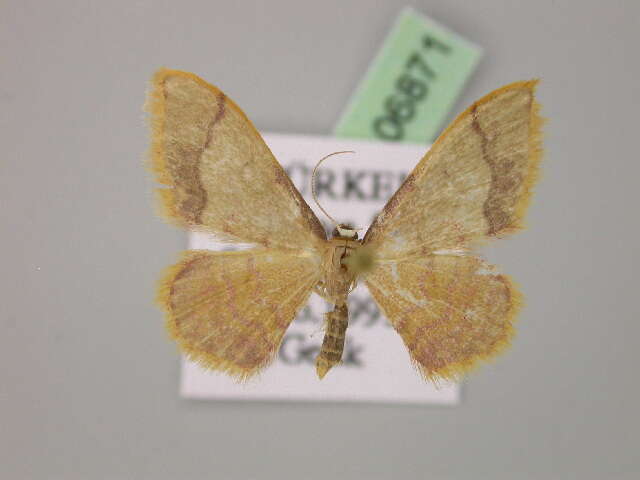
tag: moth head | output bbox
[333,223,359,240]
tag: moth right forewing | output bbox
[364,81,542,260]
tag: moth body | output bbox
[149,69,542,383]
[314,225,361,379]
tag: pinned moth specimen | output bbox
[147,69,543,382]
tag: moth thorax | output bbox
[333,224,358,240]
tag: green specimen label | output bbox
[334,7,482,143]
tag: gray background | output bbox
[1,1,638,478]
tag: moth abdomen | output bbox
[315,303,349,379]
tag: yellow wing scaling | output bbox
[146,68,326,251]
[148,69,543,383]
[158,250,321,380]
[363,81,543,381]
[366,255,521,381]
[364,81,543,259]
[147,69,327,379]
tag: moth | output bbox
[147,68,543,382]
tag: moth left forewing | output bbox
[146,68,326,251]
[364,254,521,381]
[158,248,322,380]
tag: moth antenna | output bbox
[311,151,355,227]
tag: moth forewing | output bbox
[363,80,542,259]
[146,68,326,250]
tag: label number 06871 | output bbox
[372,35,451,141]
